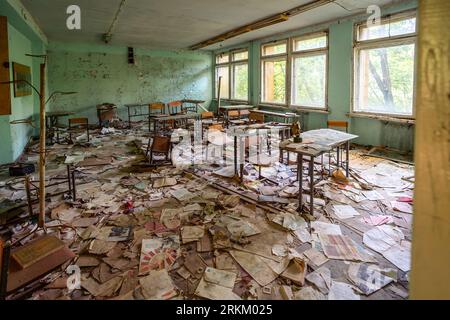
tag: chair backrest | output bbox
[151,136,171,153]
[168,101,183,114]
[149,102,165,114]
[208,124,223,131]
[327,120,348,133]
[69,117,88,128]
[249,112,264,124]
[201,111,214,119]
[228,110,239,118]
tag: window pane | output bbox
[358,17,416,41]
[292,54,326,108]
[262,59,286,104]
[294,35,327,51]
[216,66,229,99]
[216,54,229,64]
[356,43,415,115]
[233,64,248,100]
[233,51,248,61]
[262,42,287,56]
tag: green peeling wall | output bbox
[212,0,417,153]
[0,0,47,165]
[47,42,213,123]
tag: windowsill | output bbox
[258,103,330,114]
[347,112,415,124]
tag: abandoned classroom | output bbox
[0,0,449,301]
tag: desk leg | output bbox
[298,154,303,213]
[346,141,350,177]
[309,157,314,216]
[67,164,72,196]
[239,136,244,180]
[71,169,76,201]
[336,146,340,170]
[128,107,132,129]
[234,136,238,175]
[24,175,33,217]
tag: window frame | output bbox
[214,48,249,103]
[351,11,418,119]
[290,31,329,110]
[259,32,329,110]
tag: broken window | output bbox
[353,12,417,117]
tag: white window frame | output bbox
[290,31,329,110]
[214,48,249,102]
[259,32,329,110]
[260,39,288,106]
[352,11,417,119]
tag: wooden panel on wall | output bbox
[410,0,450,299]
[0,16,11,115]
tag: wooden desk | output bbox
[124,103,151,128]
[219,105,255,127]
[279,129,358,215]
[149,113,200,134]
[250,109,297,123]
[181,99,205,113]
[45,111,75,144]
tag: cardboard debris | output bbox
[302,247,329,268]
[229,250,278,286]
[306,266,331,294]
[181,226,205,243]
[281,258,307,286]
[139,269,178,300]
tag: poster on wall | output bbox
[12,62,32,97]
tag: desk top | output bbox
[124,103,150,108]
[182,99,205,104]
[149,113,199,121]
[301,129,358,147]
[46,111,74,117]
[250,109,297,118]
[279,129,358,157]
[219,105,255,111]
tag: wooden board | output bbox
[410,0,450,300]
[7,246,75,293]
[11,235,65,269]
[0,16,11,115]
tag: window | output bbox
[353,13,417,117]
[260,33,328,108]
[261,41,287,104]
[215,49,249,101]
[291,33,328,108]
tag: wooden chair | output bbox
[68,118,89,143]
[248,112,265,124]
[148,102,166,131]
[168,101,183,115]
[327,120,348,133]
[326,120,349,174]
[201,111,214,120]
[146,136,172,165]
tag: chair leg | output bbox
[87,126,90,142]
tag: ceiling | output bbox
[20,0,404,51]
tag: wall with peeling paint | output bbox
[47,42,212,123]
[0,0,47,165]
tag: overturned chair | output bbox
[146,136,172,165]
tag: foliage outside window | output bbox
[260,33,328,108]
[353,13,417,117]
[261,41,287,104]
[215,49,248,101]
[291,33,328,108]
